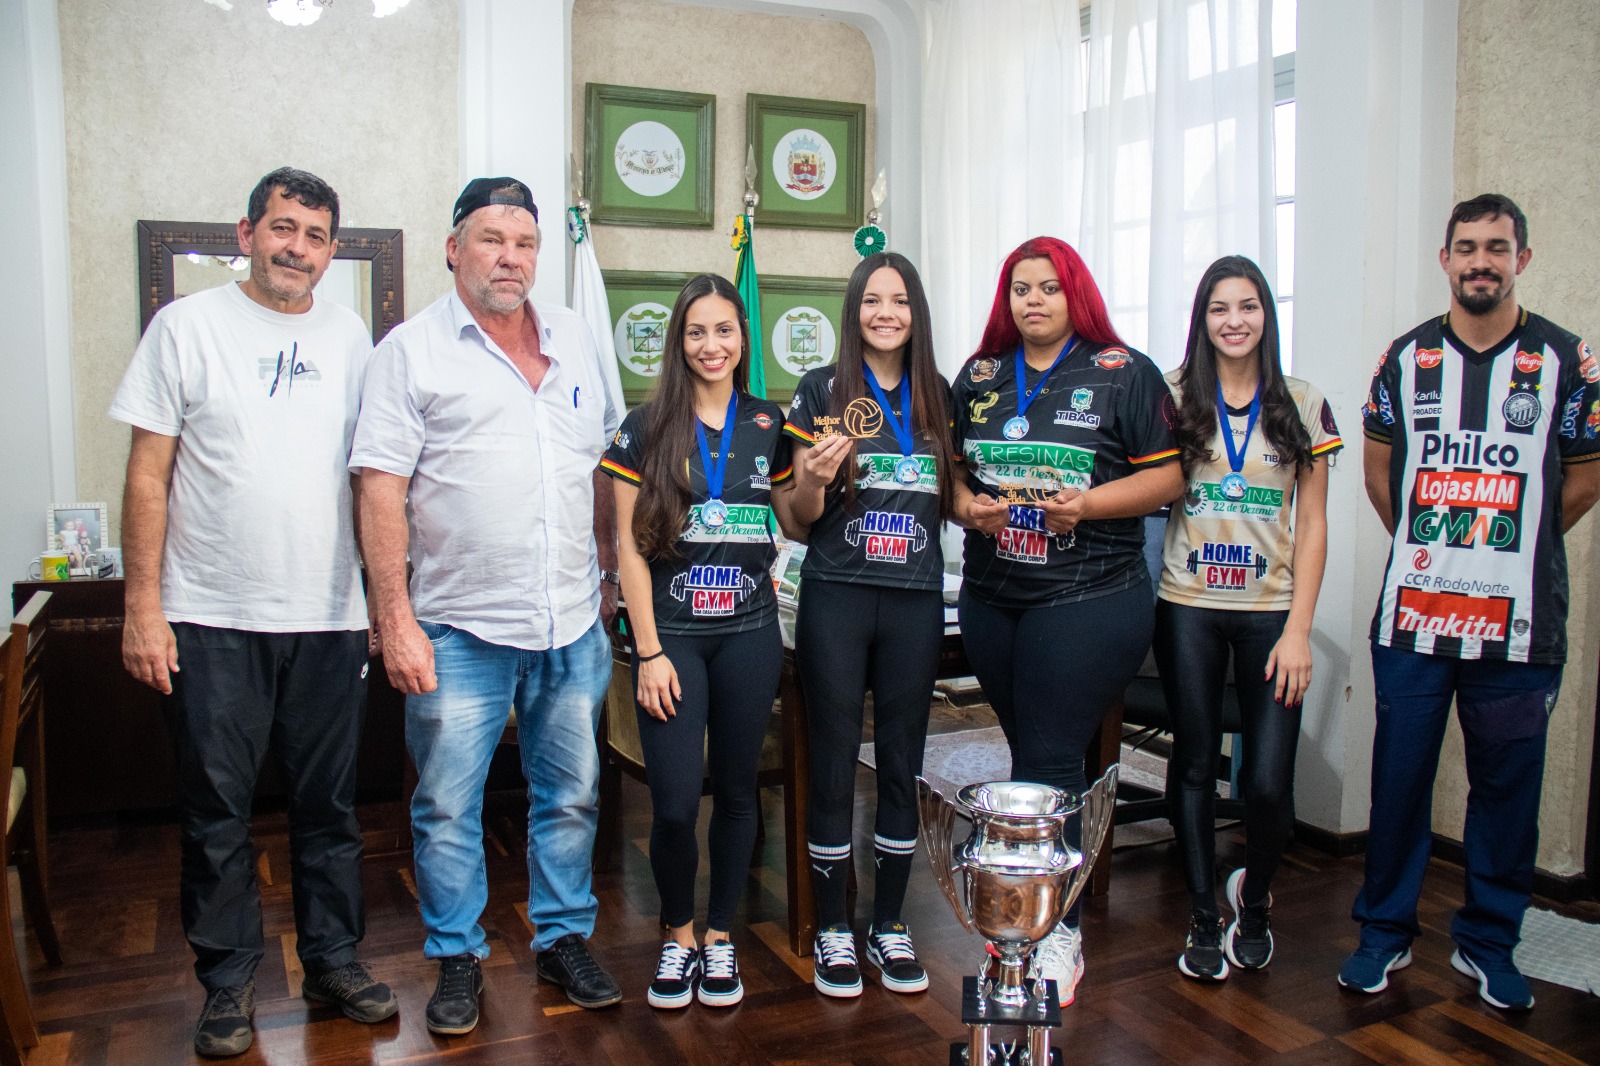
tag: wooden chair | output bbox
[0,592,64,1064]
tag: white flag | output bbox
[569,209,627,419]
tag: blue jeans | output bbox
[407,617,611,958]
[1354,642,1560,965]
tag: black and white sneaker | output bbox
[697,940,744,1007]
[1223,868,1274,970]
[866,921,929,994]
[646,942,700,1009]
[1177,911,1230,982]
[812,923,863,998]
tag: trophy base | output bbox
[959,976,1062,1028]
[947,1045,1062,1065]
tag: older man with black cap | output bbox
[351,178,622,1034]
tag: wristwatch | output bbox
[599,569,622,586]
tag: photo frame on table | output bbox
[46,502,108,576]
[757,275,849,404]
[747,94,866,231]
[585,84,716,228]
[603,270,698,405]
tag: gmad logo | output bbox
[843,511,927,563]
[668,565,757,615]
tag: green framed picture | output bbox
[747,94,866,231]
[758,275,849,403]
[604,270,695,405]
[585,84,715,228]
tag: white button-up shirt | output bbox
[350,291,619,651]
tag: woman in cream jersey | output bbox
[1156,255,1341,982]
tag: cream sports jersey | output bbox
[1159,374,1342,610]
[1364,310,1600,663]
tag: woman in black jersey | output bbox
[1156,256,1339,982]
[785,252,954,998]
[951,237,1184,1006]
[602,274,797,1011]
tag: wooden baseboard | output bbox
[1290,821,1593,902]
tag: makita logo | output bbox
[1418,433,1520,469]
[1396,587,1508,641]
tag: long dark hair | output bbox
[828,253,955,517]
[633,273,752,559]
[971,236,1123,360]
[1173,255,1311,473]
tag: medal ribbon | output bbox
[1013,336,1079,424]
[863,363,915,456]
[1216,378,1262,475]
[695,390,739,503]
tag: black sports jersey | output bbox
[783,366,948,591]
[602,395,793,636]
[1364,310,1600,663]
[951,341,1179,608]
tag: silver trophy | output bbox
[917,766,1119,1066]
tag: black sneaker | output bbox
[303,960,399,1023]
[866,921,929,994]
[194,982,255,1058]
[1177,912,1230,982]
[812,923,863,998]
[536,933,623,1008]
[1223,868,1274,970]
[697,940,744,1007]
[646,942,699,1009]
[425,953,483,1035]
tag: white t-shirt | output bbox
[348,292,619,652]
[109,281,371,632]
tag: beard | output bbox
[1454,271,1510,316]
[466,272,531,315]
[250,250,316,302]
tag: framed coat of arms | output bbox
[746,94,866,231]
[601,270,697,404]
[756,275,849,401]
[585,84,716,228]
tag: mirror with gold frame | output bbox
[136,220,404,342]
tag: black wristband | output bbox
[637,648,666,663]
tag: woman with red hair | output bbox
[950,237,1184,1006]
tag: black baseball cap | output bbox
[448,177,538,271]
[452,177,538,228]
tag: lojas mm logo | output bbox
[844,511,927,563]
[669,565,757,615]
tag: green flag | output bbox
[733,214,766,398]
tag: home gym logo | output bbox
[669,565,757,616]
[844,511,927,563]
[1184,542,1269,591]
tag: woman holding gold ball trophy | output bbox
[950,237,1185,1006]
[603,274,799,1011]
[784,251,956,999]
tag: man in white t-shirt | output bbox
[351,178,621,1035]
[111,168,396,1058]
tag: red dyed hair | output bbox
[971,237,1123,360]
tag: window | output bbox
[1273,0,1296,368]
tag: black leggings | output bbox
[632,622,783,931]
[797,580,943,925]
[1152,600,1302,914]
[958,579,1154,924]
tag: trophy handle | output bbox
[916,776,975,934]
[1055,763,1121,918]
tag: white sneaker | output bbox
[1030,924,1084,1007]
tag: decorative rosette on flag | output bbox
[853,224,886,258]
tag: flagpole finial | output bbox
[743,144,759,217]
[866,168,887,227]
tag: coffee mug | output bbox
[30,554,71,581]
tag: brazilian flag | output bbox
[733,215,766,398]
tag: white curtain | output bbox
[569,215,628,419]
[921,0,1275,372]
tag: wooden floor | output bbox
[14,771,1600,1065]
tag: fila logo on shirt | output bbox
[257,342,322,396]
[843,511,927,563]
[668,565,757,616]
[1184,542,1269,591]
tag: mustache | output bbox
[270,252,313,274]
[1462,270,1502,283]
